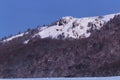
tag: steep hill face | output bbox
[0,13,120,78]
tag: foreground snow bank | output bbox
[1,76,120,80]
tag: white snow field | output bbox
[1,76,120,80]
[35,13,120,39]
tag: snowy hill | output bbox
[1,13,120,43]
[35,13,116,39]
[1,13,120,77]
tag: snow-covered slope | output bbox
[1,13,120,43]
[34,13,120,39]
[2,32,28,43]
[3,33,24,42]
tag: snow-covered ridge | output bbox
[1,32,28,43]
[35,13,120,39]
[3,33,24,42]
[1,13,120,43]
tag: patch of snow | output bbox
[38,26,48,31]
[101,12,120,22]
[23,40,29,44]
[3,33,24,42]
[25,32,29,35]
[1,32,29,43]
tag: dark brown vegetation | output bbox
[0,15,120,78]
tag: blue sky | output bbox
[0,0,120,38]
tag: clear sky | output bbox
[0,0,120,38]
